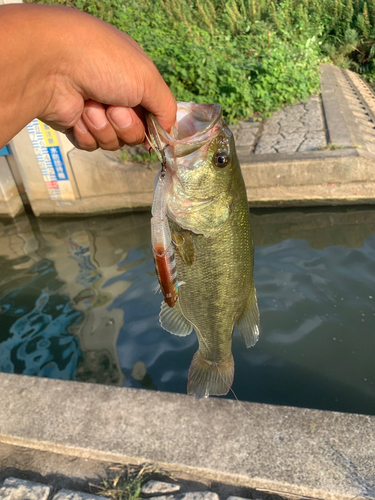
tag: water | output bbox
[0,207,374,415]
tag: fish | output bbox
[146,102,259,399]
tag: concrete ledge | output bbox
[29,192,153,217]
[29,147,375,216]
[0,373,373,500]
[241,148,375,206]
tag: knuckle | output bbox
[119,128,145,147]
[76,143,98,152]
[98,141,121,151]
[75,136,98,151]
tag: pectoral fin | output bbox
[160,300,193,336]
[237,288,260,348]
[172,230,195,267]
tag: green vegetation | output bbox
[91,464,172,500]
[121,145,159,166]
[28,0,375,121]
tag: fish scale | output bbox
[170,193,253,362]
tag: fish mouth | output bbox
[146,102,223,161]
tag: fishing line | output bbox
[214,356,284,443]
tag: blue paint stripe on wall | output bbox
[0,146,10,156]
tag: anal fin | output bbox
[187,351,234,399]
[237,287,260,348]
[160,300,193,337]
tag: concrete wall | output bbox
[0,156,24,217]
[9,123,155,217]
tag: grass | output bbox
[121,145,159,167]
[318,143,361,150]
[90,463,174,500]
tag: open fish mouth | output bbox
[146,102,224,162]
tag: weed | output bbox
[121,145,159,166]
[318,143,360,150]
[91,463,173,500]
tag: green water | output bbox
[0,207,374,414]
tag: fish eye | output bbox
[214,151,229,168]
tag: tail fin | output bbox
[187,351,234,399]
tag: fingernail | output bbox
[75,118,89,133]
[108,107,133,130]
[84,106,108,130]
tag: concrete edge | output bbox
[0,434,360,500]
[28,146,375,215]
[238,146,361,165]
[0,373,373,500]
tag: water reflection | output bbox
[0,207,374,414]
[0,258,81,379]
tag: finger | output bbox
[72,118,99,151]
[107,106,146,146]
[139,65,177,133]
[82,100,124,150]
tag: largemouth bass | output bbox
[147,102,259,399]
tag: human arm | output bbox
[0,4,176,150]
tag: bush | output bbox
[26,0,375,121]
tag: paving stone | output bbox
[262,119,280,134]
[177,493,219,500]
[254,134,281,154]
[271,109,285,120]
[275,133,305,153]
[304,97,321,111]
[227,496,261,500]
[301,106,322,118]
[233,129,257,147]
[149,493,219,500]
[293,125,309,134]
[52,490,107,500]
[142,480,180,495]
[301,113,324,131]
[281,104,306,118]
[298,131,326,151]
[0,477,51,500]
[147,496,175,500]
[278,121,303,134]
[238,121,260,132]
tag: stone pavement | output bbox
[229,95,326,155]
[0,477,107,499]
[0,477,264,500]
[230,62,375,157]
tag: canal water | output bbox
[0,207,374,415]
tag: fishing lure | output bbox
[147,118,178,308]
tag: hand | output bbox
[0,4,176,151]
